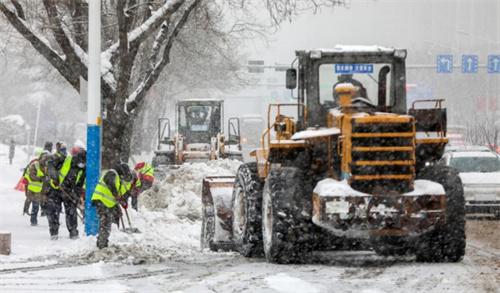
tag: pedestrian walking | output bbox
[91,162,132,249]
[8,139,15,165]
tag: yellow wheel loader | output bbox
[152,99,243,169]
[201,47,465,264]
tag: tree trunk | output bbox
[101,112,132,169]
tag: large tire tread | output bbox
[263,167,315,264]
[415,165,466,263]
[232,162,264,257]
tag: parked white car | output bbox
[440,150,500,218]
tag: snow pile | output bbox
[314,178,369,197]
[291,127,340,140]
[141,159,241,220]
[71,244,171,265]
[314,178,445,197]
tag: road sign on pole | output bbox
[85,0,101,236]
[488,55,500,73]
[461,55,478,73]
[436,55,453,73]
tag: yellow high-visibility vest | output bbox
[24,161,45,194]
[91,170,121,208]
[50,153,71,189]
[137,163,154,178]
[120,180,132,196]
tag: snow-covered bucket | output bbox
[0,231,11,255]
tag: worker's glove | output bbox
[118,198,128,209]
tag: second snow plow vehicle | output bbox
[152,99,243,168]
[201,46,466,264]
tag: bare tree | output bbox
[0,0,347,167]
[465,112,500,150]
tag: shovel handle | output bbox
[124,208,132,227]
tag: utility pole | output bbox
[85,0,101,236]
[33,97,42,150]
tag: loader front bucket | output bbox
[201,176,236,251]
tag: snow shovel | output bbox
[60,188,84,222]
[118,215,131,233]
[119,205,141,234]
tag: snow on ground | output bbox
[141,159,241,220]
[0,149,498,292]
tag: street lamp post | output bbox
[85,0,101,236]
[33,97,42,150]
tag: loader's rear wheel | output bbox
[415,165,466,262]
[262,167,314,264]
[232,163,264,257]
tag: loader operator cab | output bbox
[287,47,407,128]
[177,100,222,144]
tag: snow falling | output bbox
[0,0,499,292]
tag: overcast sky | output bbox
[245,0,500,65]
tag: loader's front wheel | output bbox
[262,167,314,264]
[415,165,466,262]
[232,163,264,257]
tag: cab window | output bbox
[319,63,393,107]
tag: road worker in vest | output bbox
[21,148,43,216]
[131,162,155,210]
[91,162,132,249]
[46,142,78,240]
[24,151,50,226]
[56,147,87,239]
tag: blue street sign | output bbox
[437,55,453,73]
[488,55,500,73]
[335,64,373,74]
[462,55,478,73]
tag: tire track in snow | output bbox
[0,262,79,274]
[468,242,500,258]
[70,267,179,284]
[0,267,179,287]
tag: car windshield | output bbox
[319,63,393,106]
[449,156,500,173]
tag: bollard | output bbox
[0,232,11,255]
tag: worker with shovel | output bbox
[91,162,134,249]
[59,148,86,239]
[118,169,141,233]
[46,144,86,240]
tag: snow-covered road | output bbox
[0,153,498,293]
